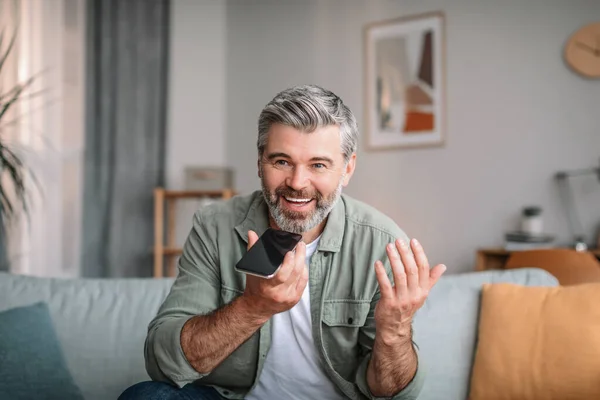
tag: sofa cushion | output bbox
[0,302,84,400]
[469,282,600,400]
[412,267,558,400]
[0,272,175,400]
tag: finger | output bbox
[410,239,430,290]
[289,241,307,283]
[274,249,296,283]
[429,264,447,288]
[247,230,259,251]
[295,266,308,293]
[386,242,407,298]
[395,239,418,296]
[374,260,395,299]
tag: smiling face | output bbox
[259,123,356,236]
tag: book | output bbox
[504,241,556,251]
[504,231,555,244]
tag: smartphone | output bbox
[235,228,303,278]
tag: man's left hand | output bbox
[374,238,446,341]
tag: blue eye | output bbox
[275,160,289,166]
[313,163,325,169]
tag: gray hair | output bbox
[257,85,358,163]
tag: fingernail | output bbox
[397,239,407,248]
[387,243,394,251]
[441,264,447,272]
[412,238,420,247]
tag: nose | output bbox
[286,166,309,191]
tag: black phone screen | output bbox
[235,228,303,278]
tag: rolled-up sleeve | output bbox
[144,210,221,387]
[354,228,425,400]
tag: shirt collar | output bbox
[234,192,270,244]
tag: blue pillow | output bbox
[0,302,84,399]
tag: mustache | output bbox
[275,186,322,200]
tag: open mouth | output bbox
[281,196,314,210]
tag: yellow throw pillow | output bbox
[469,282,600,400]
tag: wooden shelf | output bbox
[163,190,233,199]
[153,187,235,278]
[163,247,183,256]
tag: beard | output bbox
[260,172,344,234]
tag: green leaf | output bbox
[0,18,41,234]
[0,26,18,75]
[0,77,35,121]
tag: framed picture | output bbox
[364,11,446,150]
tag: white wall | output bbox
[223,0,600,272]
[167,0,227,188]
[167,0,228,244]
[167,0,600,272]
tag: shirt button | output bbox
[347,317,353,324]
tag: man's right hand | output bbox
[241,230,308,318]
[179,229,307,375]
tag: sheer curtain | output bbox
[0,0,86,278]
[0,0,19,272]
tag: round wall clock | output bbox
[564,22,600,78]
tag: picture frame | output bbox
[364,11,446,150]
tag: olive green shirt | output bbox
[144,190,425,400]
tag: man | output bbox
[120,85,446,400]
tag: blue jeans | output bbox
[118,381,226,400]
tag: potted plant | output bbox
[0,27,37,271]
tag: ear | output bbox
[342,153,356,187]
[257,159,262,178]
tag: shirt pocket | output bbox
[321,300,371,379]
[323,300,370,327]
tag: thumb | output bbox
[247,230,259,250]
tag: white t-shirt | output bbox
[246,236,346,400]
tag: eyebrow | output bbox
[266,152,335,165]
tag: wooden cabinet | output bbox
[476,248,600,271]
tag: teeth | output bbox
[285,197,311,203]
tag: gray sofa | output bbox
[0,268,558,400]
